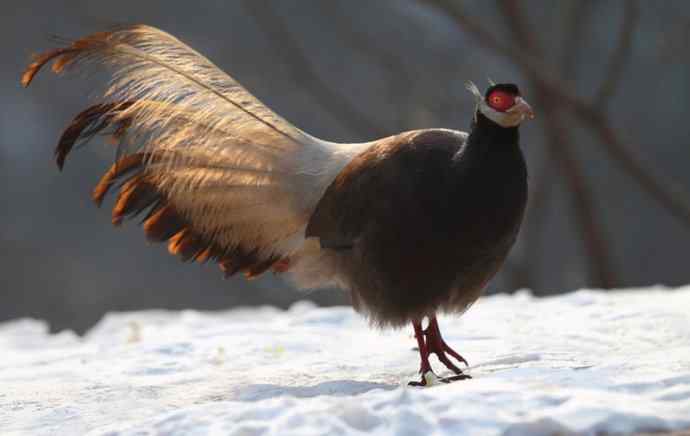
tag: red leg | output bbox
[414,321,431,374]
[408,316,471,386]
[409,320,432,386]
[426,316,469,369]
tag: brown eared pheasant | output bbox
[22,25,534,386]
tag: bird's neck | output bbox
[467,111,520,153]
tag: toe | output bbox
[437,353,463,375]
[443,344,469,367]
[440,374,472,383]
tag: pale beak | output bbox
[509,97,535,120]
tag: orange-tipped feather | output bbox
[22,48,75,87]
[219,258,240,278]
[21,31,114,88]
[245,256,279,280]
[194,246,214,264]
[143,205,184,242]
[175,234,204,262]
[56,102,135,170]
[167,229,188,255]
[92,153,149,206]
[112,175,157,225]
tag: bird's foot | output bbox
[425,316,470,373]
[408,371,471,387]
[409,316,471,386]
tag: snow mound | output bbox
[2,287,690,435]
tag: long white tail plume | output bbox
[23,25,366,276]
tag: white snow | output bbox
[2,286,690,436]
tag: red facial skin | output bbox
[486,90,516,112]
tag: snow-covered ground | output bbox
[1,286,690,436]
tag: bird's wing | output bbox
[306,129,468,250]
[23,25,360,278]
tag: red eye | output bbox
[487,90,515,112]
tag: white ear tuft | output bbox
[487,77,496,86]
[465,81,482,101]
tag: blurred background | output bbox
[2,1,689,333]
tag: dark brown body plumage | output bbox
[307,118,527,327]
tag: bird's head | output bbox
[466,81,535,128]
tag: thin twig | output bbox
[497,0,617,287]
[241,0,386,140]
[421,0,690,231]
[523,0,594,288]
[561,0,594,80]
[595,0,639,106]
[520,152,554,291]
[324,2,415,132]
[537,94,617,288]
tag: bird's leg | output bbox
[409,317,471,386]
[414,320,432,373]
[409,320,433,386]
[425,316,470,373]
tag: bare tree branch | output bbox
[421,0,690,232]
[419,0,572,97]
[241,0,386,140]
[324,2,416,132]
[522,0,595,289]
[498,1,541,53]
[498,0,617,288]
[520,157,553,290]
[561,0,595,80]
[595,0,639,106]
[539,102,618,288]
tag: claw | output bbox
[441,374,472,383]
[443,343,469,367]
[436,352,463,375]
[408,370,472,387]
[409,316,471,386]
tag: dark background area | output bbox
[2,1,689,333]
